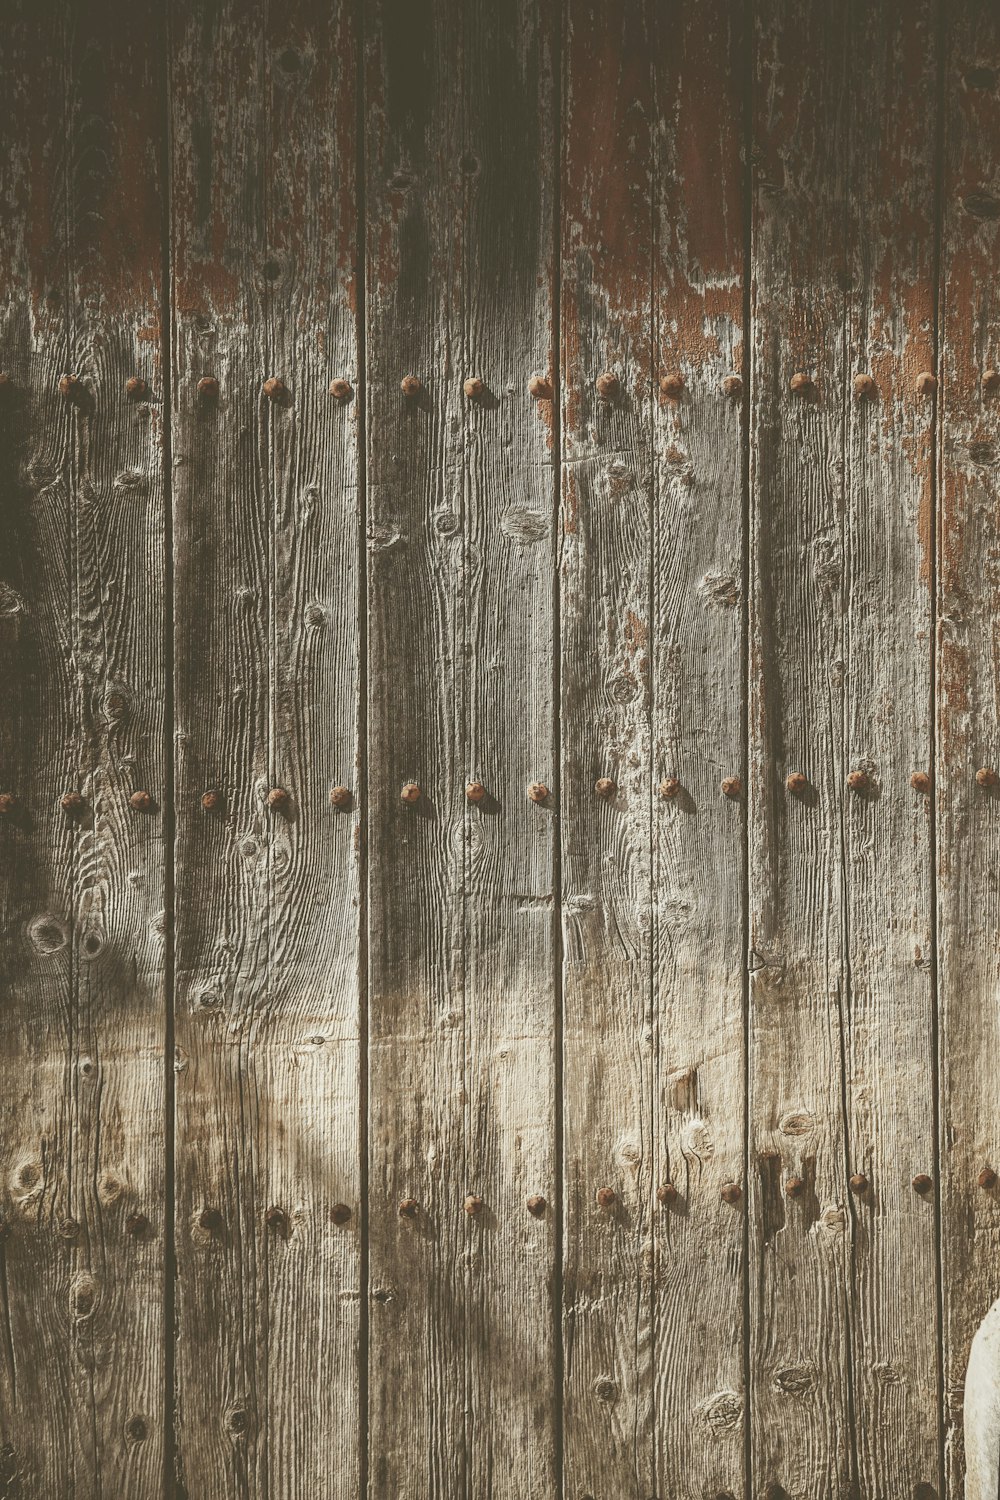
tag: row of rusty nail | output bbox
[0,1212,151,1242]
[7,368,996,408]
[2,767,996,819]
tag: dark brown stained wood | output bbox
[0,3,166,1494]
[649,5,747,1495]
[749,6,854,1497]
[170,2,362,1494]
[365,1,558,1494]
[560,4,656,1495]
[841,8,940,1496]
[938,2,1000,1490]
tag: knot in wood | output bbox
[595,371,619,401]
[329,377,353,401]
[595,1186,616,1209]
[659,777,681,800]
[594,777,615,798]
[201,789,222,811]
[267,786,290,810]
[722,374,742,398]
[465,781,486,804]
[789,371,813,396]
[126,376,150,402]
[912,1174,933,1194]
[976,766,998,790]
[915,370,937,397]
[329,785,351,808]
[331,1203,352,1225]
[721,775,741,799]
[720,1181,742,1204]
[910,771,932,794]
[659,371,684,399]
[852,372,877,400]
[197,375,220,401]
[656,1182,677,1205]
[849,1172,869,1194]
[527,781,549,804]
[400,782,421,804]
[60,791,85,815]
[528,376,552,400]
[129,790,154,813]
[400,374,422,397]
[463,377,485,400]
[463,1194,484,1216]
[526,1195,547,1217]
[58,1216,81,1240]
[785,771,807,795]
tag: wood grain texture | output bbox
[749,7,854,1496]
[560,4,657,1493]
[170,2,362,1494]
[937,2,1000,1491]
[364,2,558,1495]
[0,3,166,1494]
[649,5,747,1495]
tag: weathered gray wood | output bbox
[937,3,1000,1491]
[560,6,657,1495]
[649,5,747,1494]
[171,2,362,1494]
[0,4,166,1493]
[364,2,558,1494]
[842,8,941,1496]
[748,7,854,1495]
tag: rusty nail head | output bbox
[398,1198,419,1218]
[126,376,150,402]
[528,781,549,804]
[529,376,552,400]
[329,378,352,400]
[659,777,680,800]
[853,373,877,400]
[267,787,290,810]
[125,1212,150,1237]
[59,373,85,402]
[657,1182,677,1205]
[594,777,616,798]
[331,1203,352,1225]
[466,781,486,804]
[0,372,11,390]
[263,376,287,401]
[910,771,932,794]
[199,1207,222,1231]
[785,771,807,794]
[526,1194,547,1217]
[0,792,17,815]
[912,1174,932,1194]
[984,369,1000,393]
[596,1186,616,1209]
[201,789,222,811]
[61,791,85,814]
[463,1194,484,1216]
[789,371,812,395]
[849,1172,869,1194]
[847,769,868,794]
[400,374,422,397]
[979,1167,997,1190]
[722,374,743,398]
[976,767,998,790]
[463,377,485,399]
[915,371,937,397]
[329,785,351,808]
[785,1176,804,1197]
[401,782,421,804]
[721,776,741,799]
[129,790,153,813]
[198,375,220,400]
[264,1205,287,1232]
[721,1182,742,1204]
[596,371,619,401]
[659,371,684,399]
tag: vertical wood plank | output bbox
[364,2,558,1495]
[560,4,656,1495]
[0,3,166,1494]
[649,5,747,1495]
[171,2,362,1494]
[748,7,854,1497]
[937,2,1000,1491]
[842,7,941,1497]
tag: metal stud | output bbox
[463,1194,484,1217]
[912,1174,932,1193]
[910,771,932,794]
[785,771,808,794]
[0,790,18,815]
[263,377,288,402]
[463,377,485,400]
[198,375,220,401]
[721,775,741,799]
[595,1186,616,1209]
[59,373,86,405]
[129,790,153,813]
[264,1205,287,1233]
[329,785,351,808]
[659,777,680,800]
[657,1182,677,1205]
[201,789,222,811]
[527,781,549,804]
[976,767,998,790]
[526,1195,547,1217]
[595,371,619,401]
[789,372,813,396]
[849,1172,869,1194]
[847,769,869,794]
[126,375,150,402]
[267,787,290,811]
[659,371,684,399]
[785,1176,804,1197]
[722,374,743,398]
[853,373,877,400]
[721,1182,742,1204]
[529,376,552,400]
[594,776,616,798]
[400,374,422,397]
[984,369,1000,394]
[979,1167,997,1190]
[398,1198,419,1218]
[401,782,421,804]
[125,1212,150,1237]
[329,378,353,401]
[61,791,85,815]
[331,1203,352,1225]
[915,371,937,397]
[466,781,486,804]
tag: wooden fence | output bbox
[1,1,999,1496]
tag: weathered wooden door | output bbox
[2,2,1000,1496]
